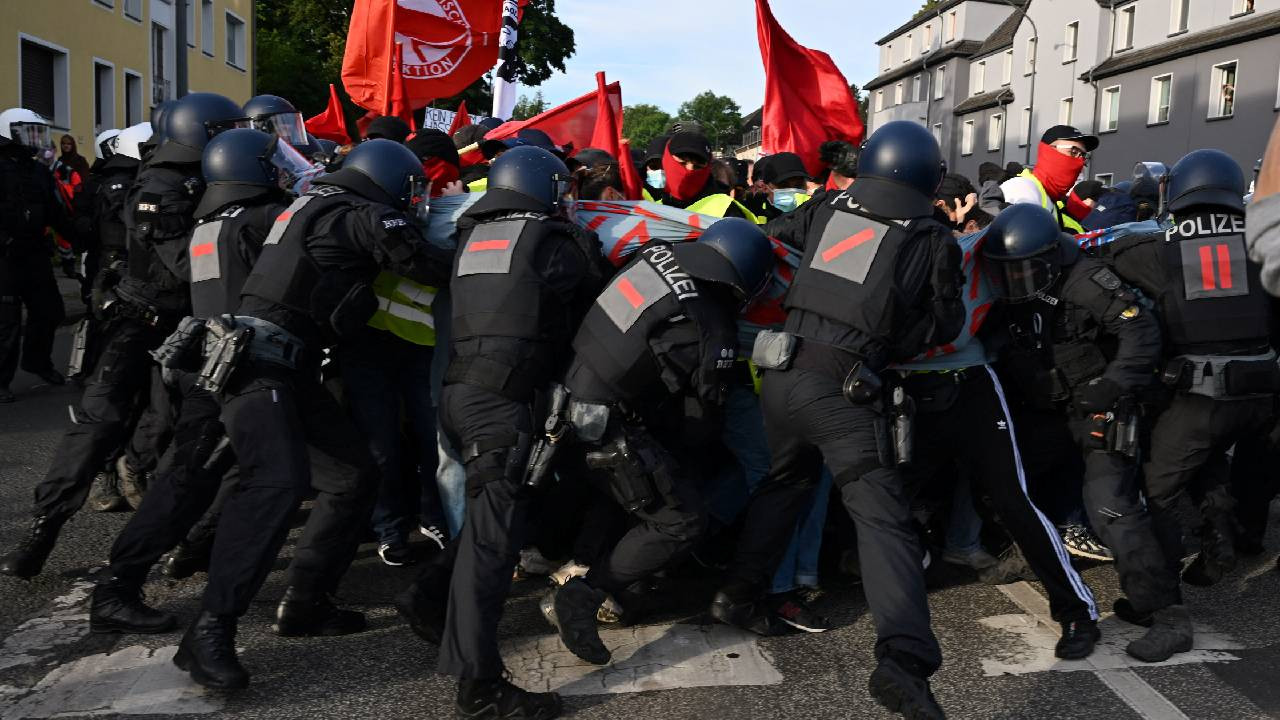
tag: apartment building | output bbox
[866,0,1280,187]
[0,0,255,153]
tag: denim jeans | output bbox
[429,288,468,538]
[338,330,442,545]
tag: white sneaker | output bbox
[550,560,590,587]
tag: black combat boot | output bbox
[1054,618,1100,659]
[456,676,562,720]
[272,586,366,637]
[1126,604,1194,662]
[173,611,249,689]
[162,539,212,579]
[868,653,946,720]
[1112,598,1153,628]
[90,577,179,634]
[394,580,447,645]
[550,578,610,665]
[0,514,66,578]
[1183,515,1237,587]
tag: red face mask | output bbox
[1032,142,1086,200]
[661,146,712,202]
[421,157,461,197]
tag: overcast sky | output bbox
[532,1,906,114]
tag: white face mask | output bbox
[646,168,666,190]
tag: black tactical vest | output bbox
[94,166,135,253]
[188,202,282,318]
[117,163,203,314]
[0,152,54,252]
[1156,213,1269,353]
[450,213,560,341]
[569,242,738,403]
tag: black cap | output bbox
[1040,125,1099,152]
[759,152,809,186]
[645,134,670,164]
[452,124,487,150]
[666,131,711,164]
[573,147,615,170]
[365,116,412,144]
[405,128,460,168]
[936,173,976,202]
[477,117,504,132]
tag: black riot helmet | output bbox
[194,128,288,217]
[981,204,1068,303]
[243,94,309,149]
[684,217,775,303]
[151,92,248,165]
[849,120,945,219]
[1165,149,1246,215]
[150,99,179,144]
[315,138,426,212]
[467,145,574,216]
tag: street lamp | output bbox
[997,0,1037,166]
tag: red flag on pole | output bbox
[390,41,417,130]
[586,71,642,200]
[305,84,352,145]
[617,138,643,201]
[342,0,505,112]
[447,100,472,136]
[756,0,864,176]
[484,81,623,154]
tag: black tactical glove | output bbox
[1075,377,1121,414]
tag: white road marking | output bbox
[501,622,783,696]
[0,645,222,718]
[0,582,93,672]
[989,581,1228,720]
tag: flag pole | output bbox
[383,2,397,116]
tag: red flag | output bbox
[617,139,643,201]
[306,84,352,145]
[484,81,623,155]
[756,0,864,176]
[342,0,505,112]
[389,42,416,130]
[586,72,642,200]
[447,100,471,136]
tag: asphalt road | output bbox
[1,310,1279,720]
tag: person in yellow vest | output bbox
[999,125,1101,233]
[754,151,813,222]
[652,130,758,221]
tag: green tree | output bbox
[622,104,672,151]
[512,92,548,121]
[913,0,945,19]
[675,91,742,151]
[849,83,870,127]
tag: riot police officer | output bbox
[243,94,310,150]
[404,145,607,719]
[1101,150,1275,660]
[168,139,451,690]
[89,128,293,635]
[709,121,965,720]
[0,93,245,579]
[549,218,773,664]
[0,108,72,404]
[982,204,1166,660]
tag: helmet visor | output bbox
[254,112,309,148]
[205,116,252,140]
[11,122,50,151]
[268,138,323,194]
[552,172,576,208]
[986,256,1058,303]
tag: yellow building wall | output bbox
[0,0,253,153]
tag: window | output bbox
[1170,0,1189,34]
[923,24,933,53]
[905,33,914,63]
[932,123,943,144]
[946,11,957,42]
[1064,22,1079,63]
[1101,86,1121,132]
[93,61,114,133]
[1210,61,1238,118]
[935,66,946,99]
[92,0,114,8]
[1059,97,1074,125]
[1003,49,1013,86]
[1232,0,1255,17]
[201,0,215,55]
[885,45,893,71]
[988,113,1004,151]
[1149,74,1172,124]
[1025,37,1037,75]
[1019,106,1031,147]
[1116,6,1135,52]
[875,90,885,112]
[962,120,975,155]
[124,70,143,126]
[185,1,196,47]
[226,11,247,69]
[895,82,904,105]
[19,36,70,129]
[123,0,141,20]
[971,60,986,95]
[1095,173,1114,186]
[152,23,169,105]
[912,75,922,103]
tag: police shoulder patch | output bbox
[217,205,245,218]
[1090,267,1122,292]
[381,216,409,230]
[310,185,346,197]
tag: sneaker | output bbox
[418,524,447,551]
[942,547,999,571]
[115,455,148,510]
[769,591,830,633]
[378,541,416,567]
[867,655,945,720]
[88,471,128,512]
[456,676,561,720]
[515,547,559,578]
[550,560,590,587]
[1061,524,1114,562]
[1055,618,1100,660]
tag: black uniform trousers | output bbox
[33,317,164,520]
[436,382,534,680]
[107,372,233,585]
[201,365,378,616]
[729,366,941,675]
[901,366,1098,623]
[0,250,66,387]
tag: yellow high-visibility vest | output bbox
[1019,169,1085,234]
[367,271,437,346]
[467,177,488,193]
[663,193,761,224]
